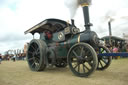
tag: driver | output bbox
[44,30,52,40]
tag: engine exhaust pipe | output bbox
[79,0,92,31]
[108,21,112,45]
[71,19,75,26]
[108,21,112,36]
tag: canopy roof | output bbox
[24,18,70,34]
[101,36,125,41]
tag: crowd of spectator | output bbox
[0,43,28,63]
[0,53,26,63]
[106,44,128,59]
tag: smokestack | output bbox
[108,18,114,36]
[79,0,92,31]
[108,19,113,46]
[108,21,112,36]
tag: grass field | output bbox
[0,59,128,85]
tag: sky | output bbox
[0,0,128,54]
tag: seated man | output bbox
[44,30,53,40]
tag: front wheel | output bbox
[67,43,98,77]
[97,45,112,70]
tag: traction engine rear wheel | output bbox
[97,45,112,70]
[27,39,47,71]
[67,43,98,77]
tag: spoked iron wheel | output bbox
[27,39,47,71]
[97,45,112,70]
[67,43,98,77]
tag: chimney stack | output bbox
[79,0,92,31]
[108,21,112,36]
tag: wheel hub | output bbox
[77,56,85,64]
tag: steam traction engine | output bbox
[24,2,112,77]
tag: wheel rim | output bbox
[97,45,112,70]
[68,43,98,77]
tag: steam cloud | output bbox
[64,0,92,18]
[64,0,79,19]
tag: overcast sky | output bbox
[0,0,128,54]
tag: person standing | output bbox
[12,55,16,62]
[113,46,119,59]
[0,54,2,64]
[126,44,128,52]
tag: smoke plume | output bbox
[101,10,116,23]
[64,0,92,18]
[64,0,79,18]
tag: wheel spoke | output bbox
[36,56,40,59]
[99,60,104,68]
[30,45,36,51]
[28,57,34,61]
[31,62,35,67]
[73,50,79,58]
[85,50,91,57]
[34,59,40,68]
[88,61,93,67]
[85,55,92,62]
[83,63,86,73]
[80,47,84,57]
[101,59,107,64]
[28,51,33,54]
[34,43,38,49]
[35,53,40,58]
[35,63,39,69]
[101,49,107,53]
[78,64,80,72]
[101,49,104,53]
[36,48,40,54]
[36,57,40,63]
[83,63,90,71]
[73,63,78,69]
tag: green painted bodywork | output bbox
[25,18,98,59]
[40,31,80,58]
[57,34,79,57]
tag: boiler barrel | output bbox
[59,31,97,47]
